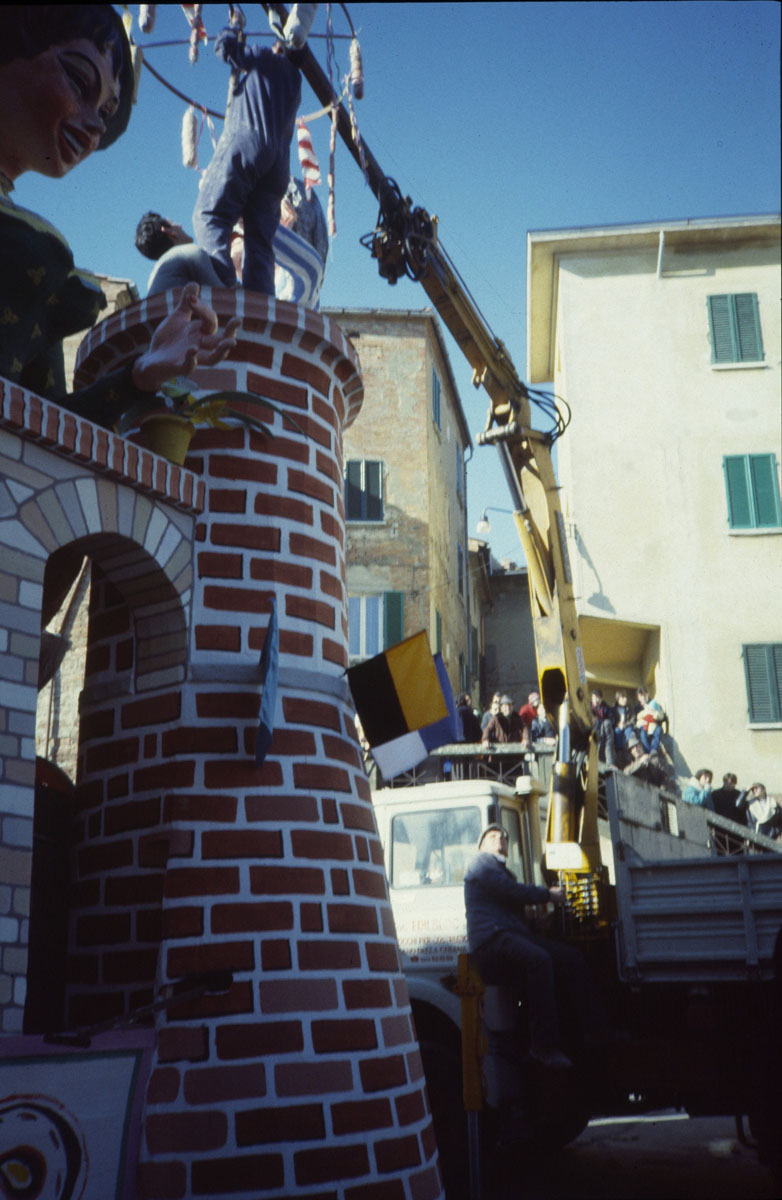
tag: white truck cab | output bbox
[372,778,547,1010]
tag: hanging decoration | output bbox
[182,105,200,168]
[325,4,338,236]
[348,34,363,99]
[130,43,144,104]
[181,4,207,63]
[327,106,337,237]
[139,5,156,34]
[296,121,322,192]
[135,2,370,245]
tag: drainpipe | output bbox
[656,229,665,279]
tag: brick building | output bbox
[325,309,476,698]
[0,291,442,1198]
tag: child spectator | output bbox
[612,689,633,764]
[635,690,666,754]
[682,769,714,809]
[530,710,556,742]
[737,783,782,840]
[623,732,669,788]
[591,688,616,767]
[481,693,502,732]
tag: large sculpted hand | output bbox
[131,282,240,392]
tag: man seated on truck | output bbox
[464,824,602,1071]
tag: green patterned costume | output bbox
[0,194,149,428]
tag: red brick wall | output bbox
[72,293,443,1199]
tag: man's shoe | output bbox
[529,1046,573,1071]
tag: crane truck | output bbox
[271,8,782,1195]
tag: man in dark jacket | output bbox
[464,825,590,1069]
[711,772,743,823]
[457,692,482,743]
[482,695,527,747]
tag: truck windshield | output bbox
[391,807,482,888]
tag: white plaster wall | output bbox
[554,241,781,785]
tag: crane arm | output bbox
[265,4,601,875]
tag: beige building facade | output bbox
[326,309,476,697]
[527,215,781,787]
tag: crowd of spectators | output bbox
[457,688,779,838]
[587,686,674,788]
[455,690,556,748]
[680,770,782,840]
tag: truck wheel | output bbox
[420,1039,472,1200]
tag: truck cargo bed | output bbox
[606,772,782,982]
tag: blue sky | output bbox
[16,2,781,562]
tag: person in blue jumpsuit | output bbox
[193,25,303,296]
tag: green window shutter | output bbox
[734,293,763,362]
[744,644,782,722]
[365,461,383,520]
[435,609,443,655]
[775,646,782,716]
[345,461,362,519]
[708,294,763,363]
[383,591,404,647]
[749,454,780,527]
[709,295,736,363]
[723,456,752,528]
[724,454,781,529]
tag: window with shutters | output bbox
[743,644,782,724]
[348,591,404,661]
[456,443,464,498]
[345,459,383,521]
[457,542,464,595]
[435,609,443,655]
[707,294,764,364]
[432,370,442,430]
[723,454,781,530]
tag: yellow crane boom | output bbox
[265,3,603,885]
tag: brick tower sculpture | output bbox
[72,290,443,1200]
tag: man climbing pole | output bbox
[192,3,317,295]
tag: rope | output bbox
[136,31,352,48]
[141,54,347,125]
[141,54,225,120]
[325,4,338,237]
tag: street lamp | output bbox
[476,506,515,536]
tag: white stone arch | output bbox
[0,462,195,1032]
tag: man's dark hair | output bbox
[135,212,173,261]
[2,6,133,148]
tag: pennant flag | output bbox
[297,120,322,191]
[255,597,279,766]
[347,633,460,780]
